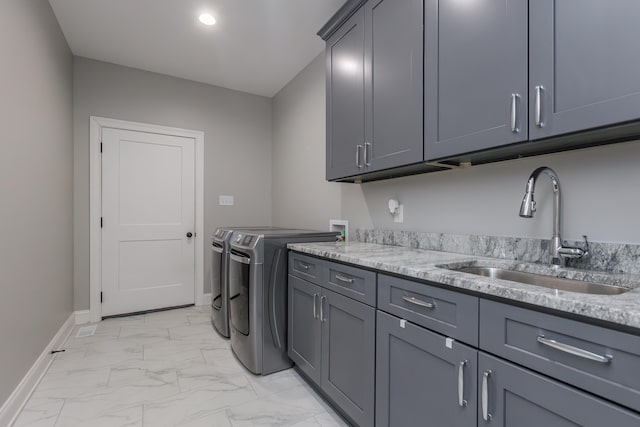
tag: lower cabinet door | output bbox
[376,310,478,427]
[288,275,322,384]
[478,352,640,427]
[320,288,375,426]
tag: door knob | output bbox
[186,232,193,238]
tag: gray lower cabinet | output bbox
[424,0,529,161]
[480,299,640,413]
[288,275,322,384]
[289,252,325,286]
[377,274,479,346]
[291,251,640,425]
[478,352,640,426]
[529,0,640,140]
[376,310,477,427]
[288,270,375,426]
[321,288,375,427]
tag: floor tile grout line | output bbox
[106,366,113,387]
[52,398,65,427]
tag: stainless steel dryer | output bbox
[210,226,283,338]
[228,229,339,375]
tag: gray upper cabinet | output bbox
[326,7,366,180]
[424,0,529,161]
[323,0,640,180]
[530,0,640,140]
[324,0,423,180]
[364,0,423,172]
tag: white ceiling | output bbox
[48,0,346,97]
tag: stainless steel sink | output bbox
[451,266,630,295]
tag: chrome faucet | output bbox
[519,167,589,266]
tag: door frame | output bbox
[89,116,205,322]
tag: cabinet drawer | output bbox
[378,274,479,346]
[325,261,376,306]
[288,252,324,285]
[480,299,640,413]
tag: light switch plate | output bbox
[219,195,234,206]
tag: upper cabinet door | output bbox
[530,0,640,140]
[364,0,424,172]
[425,0,529,161]
[326,8,366,180]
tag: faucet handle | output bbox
[580,235,590,257]
[558,235,590,260]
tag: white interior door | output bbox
[101,127,195,316]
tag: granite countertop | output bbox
[288,241,640,331]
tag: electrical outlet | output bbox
[394,205,404,223]
[219,195,234,206]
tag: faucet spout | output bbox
[519,167,587,266]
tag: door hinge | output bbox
[100,217,103,228]
[100,292,103,303]
[100,142,103,153]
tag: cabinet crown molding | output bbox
[317,0,367,40]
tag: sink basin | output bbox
[451,266,630,295]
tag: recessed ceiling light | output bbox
[199,13,216,26]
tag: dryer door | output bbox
[211,242,225,310]
[229,250,252,336]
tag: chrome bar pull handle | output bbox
[335,273,354,284]
[355,145,363,168]
[537,336,612,363]
[320,295,327,322]
[402,296,436,309]
[535,85,544,127]
[458,360,468,407]
[364,142,372,166]
[299,262,310,270]
[482,370,492,422]
[313,293,318,319]
[510,93,520,133]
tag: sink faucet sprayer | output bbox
[519,167,589,266]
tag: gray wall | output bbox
[73,58,273,310]
[346,140,640,244]
[0,0,73,405]
[276,54,640,246]
[272,53,344,230]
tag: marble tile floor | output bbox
[13,305,348,427]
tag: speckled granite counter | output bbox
[288,241,640,331]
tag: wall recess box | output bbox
[330,219,349,242]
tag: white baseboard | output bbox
[200,294,212,306]
[74,310,91,325]
[0,313,75,427]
